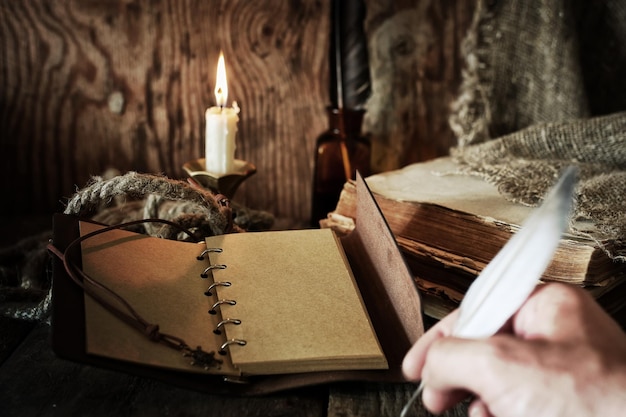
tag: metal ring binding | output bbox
[196,247,223,260]
[213,318,242,335]
[200,264,227,278]
[219,339,247,355]
[204,281,232,296]
[208,299,236,315]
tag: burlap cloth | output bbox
[449,0,626,260]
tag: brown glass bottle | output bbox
[311,107,371,226]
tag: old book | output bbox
[323,157,625,318]
[50,173,423,394]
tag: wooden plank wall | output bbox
[0,0,475,224]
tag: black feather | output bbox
[329,0,371,110]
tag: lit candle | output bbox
[205,51,240,175]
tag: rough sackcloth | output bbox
[449,0,626,260]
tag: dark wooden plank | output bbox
[0,0,477,224]
[0,323,328,417]
[363,0,476,172]
[328,381,468,417]
[0,0,329,223]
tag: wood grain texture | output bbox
[0,0,476,223]
[328,382,468,417]
[0,322,469,417]
[364,0,475,173]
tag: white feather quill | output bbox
[400,167,577,417]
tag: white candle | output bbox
[205,52,240,175]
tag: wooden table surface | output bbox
[0,216,468,417]
[0,317,468,417]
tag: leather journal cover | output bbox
[50,173,423,395]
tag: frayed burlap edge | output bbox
[448,113,626,261]
[447,0,626,261]
[448,0,494,147]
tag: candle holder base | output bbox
[183,158,256,199]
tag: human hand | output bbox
[402,283,626,417]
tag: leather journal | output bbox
[49,173,424,394]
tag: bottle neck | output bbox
[326,107,365,136]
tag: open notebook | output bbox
[80,223,387,376]
[50,173,423,394]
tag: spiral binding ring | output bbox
[209,299,236,315]
[204,281,232,296]
[213,318,242,335]
[196,247,223,260]
[219,339,247,355]
[201,264,227,278]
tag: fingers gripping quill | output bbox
[400,167,577,417]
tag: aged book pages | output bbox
[323,157,625,318]
[328,157,620,285]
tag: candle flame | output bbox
[214,51,228,107]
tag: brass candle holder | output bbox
[183,158,256,199]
